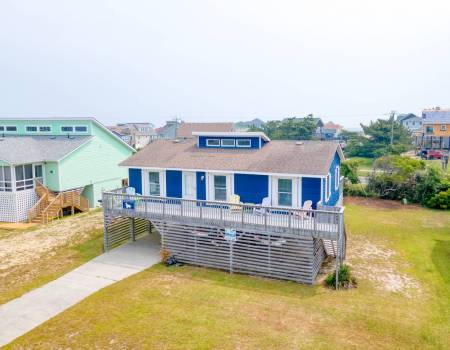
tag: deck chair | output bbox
[230,194,243,213]
[295,200,313,220]
[253,197,271,216]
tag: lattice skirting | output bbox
[0,190,38,222]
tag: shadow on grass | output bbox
[432,239,450,285]
[149,263,320,299]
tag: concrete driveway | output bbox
[0,233,160,347]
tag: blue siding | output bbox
[166,170,182,198]
[302,177,321,209]
[128,168,142,194]
[198,136,261,149]
[324,152,341,206]
[234,174,268,204]
[196,171,206,200]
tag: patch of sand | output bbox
[0,212,103,273]
[349,239,421,298]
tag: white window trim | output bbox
[236,139,251,148]
[440,125,447,131]
[220,139,236,147]
[25,126,38,133]
[208,173,232,202]
[326,173,331,201]
[39,126,52,132]
[74,125,89,133]
[61,126,74,133]
[206,139,220,147]
[182,171,197,199]
[1,125,18,133]
[335,166,340,190]
[271,176,298,208]
[141,169,166,197]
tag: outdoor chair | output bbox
[294,200,313,220]
[253,197,271,216]
[230,194,243,213]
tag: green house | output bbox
[0,117,135,222]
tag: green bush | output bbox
[344,183,375,197]
[325,264,357,289]
[341,159,361,184]
[426,189,450,210]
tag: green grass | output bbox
[0,211,104,305]
[348,157,375,176]
[6,201,450,349]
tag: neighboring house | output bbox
[293,116,325,139]
[421,107,450,150]
[0,118,134,222]
[102,131,345,285]
[397,113,422,132]
[234,118,266,131]
[156,119,182,139]
[323,122,343,140]
[109,123,157,150]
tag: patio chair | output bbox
[294,200,313,220]
[253,197,271,216]
[230,194,243,213]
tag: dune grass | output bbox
[6,200,449,349]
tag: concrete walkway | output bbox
[0,234,160,347]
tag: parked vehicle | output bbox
[421,149,443,160]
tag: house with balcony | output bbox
[109,122,157,150]
[102,131,346,285]
[0,117,134,223]
[421,108,450,150]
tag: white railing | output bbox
[103,191,345,240]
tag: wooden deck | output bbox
[102,192,344,241]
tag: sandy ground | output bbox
[0,211,103,273]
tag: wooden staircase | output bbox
[28,181,89,224]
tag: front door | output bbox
[183,172,197,199]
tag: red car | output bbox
[421,149,443,160]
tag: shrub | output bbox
[325,264,357,289]
[344,183,375,197]
[341,159,361,184]
[160,248,171,264]
[426,189,450,210]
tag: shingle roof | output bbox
[422,109,450,124]
[0,136,92,164]
[176,122,234,138]
[120,139,342,176]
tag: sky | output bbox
[1,0,450,129]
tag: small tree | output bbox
[341,159,361,184]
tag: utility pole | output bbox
[390,110,396,146]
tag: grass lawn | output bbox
[347,157,375,176]
[0,210,104,305]
[6,199,449,349]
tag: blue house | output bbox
[103,131,346,285]
[120,131,344,209]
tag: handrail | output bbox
[28,192,48,223]
[103,191,345,239]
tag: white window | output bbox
[221,139,235,147]
[236,139,251,147]
[325,173,331,201]
[61,126,74,132]
[206,139,220,147]
[277,178,293,207]
[0,166,12,192]
[26,126,38,132]
[0,126,3,132]
[213,175,227,201]
[75,126,88,133]
[440,125,447,131]
[148,172,161,196]
[335,166,340,190]
[15,164,34,191]
[39,126,51,132]
[4,126,17,132]
[34,164,43,183]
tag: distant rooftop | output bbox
[176,122,234,139]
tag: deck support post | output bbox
[130,217,136,242]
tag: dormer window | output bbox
[206,139,220,147]
[61,126,74,132]
[236,139,251,147]
[26,126,38,132]
[75,126,88,132]
[221,139,235,147]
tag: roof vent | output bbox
[295,141,303,145]
[172,139,181,143]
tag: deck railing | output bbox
[103,191,345,240]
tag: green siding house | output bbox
[0,118,134,222]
